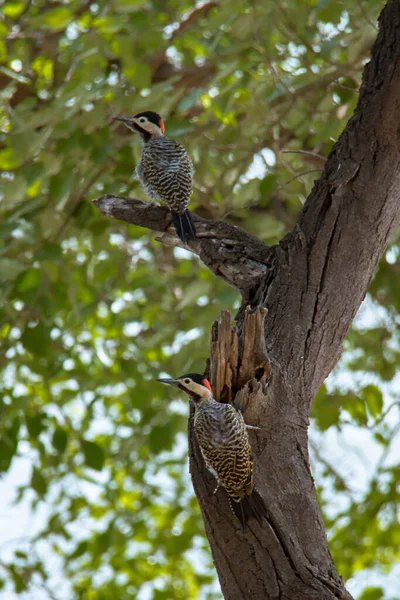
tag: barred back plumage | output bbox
[194,399,253,501]
[158,373,268,532]
[194,397,267,531]
[112,111,196,243]
[137,137,194,213]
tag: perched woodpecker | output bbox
[113,111,196,243]
[158,373,268,532]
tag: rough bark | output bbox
[94,2,400,598]
[92,195,274,297]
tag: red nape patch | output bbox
[202,378,212,393]
[159,119,165,134]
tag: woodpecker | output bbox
[113,111,196,243]
[158,373,268,532]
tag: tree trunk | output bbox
[190,307,348,600]
[94,1,400,597]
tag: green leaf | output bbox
[35,7,74,31]
[122,61,152,88]
[52,427,68,454]
[0,148,23,169]
[343,394,368,425]
[17,268,41,292]
[358,587,384,600]
[316,0,344,23]
[2,2,25,18]
[92,16,125,34]
[34,243,63,262]
[114,0,147,12]
[69,540,88,560]
[0,258,28,281]
[26,413,46,439]
[82,440,105,471]
[311,390,341,430]
[31,468,47,496]
[31,56,54,81]
[0,439,17,472]
[11,571,27,593]
[259,175,278,197]
[0,417,20,473]
[21,322,51,355]
[362,385,383,418]
[149,423,176,453]
[0,39,7,63]
[374,432,387,446]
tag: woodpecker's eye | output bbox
[139,117,146,123]
[184,379,191,385]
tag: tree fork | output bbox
[94,1,400,597]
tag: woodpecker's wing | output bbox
[194,402,253,497]
[161,146,193,173]
[142,138,192,174]
[139,138,193,212]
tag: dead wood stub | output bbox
[210,310,238,402]
[238,305,270,389]
[210,307,270,412]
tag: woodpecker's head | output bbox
[113,111,165,142]
[158,373,213,402]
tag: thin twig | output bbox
[276,169,323,190]
[310,440,353,494]
[282,150,326,162]
[359,2,378,31]
[367,401,400,429]
[333,83,359,93]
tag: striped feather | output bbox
[137,137,194,214]
[194,400,253,500]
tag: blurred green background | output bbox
[1,0,399,599]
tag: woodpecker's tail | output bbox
[172,210,196,243]
[230,488,268,533]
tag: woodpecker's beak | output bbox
[112,116,133,124]
[157,378,181,388]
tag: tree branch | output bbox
[93,195,274,296]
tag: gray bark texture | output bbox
[94,2,400,597]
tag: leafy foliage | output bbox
[1,0,397,599]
